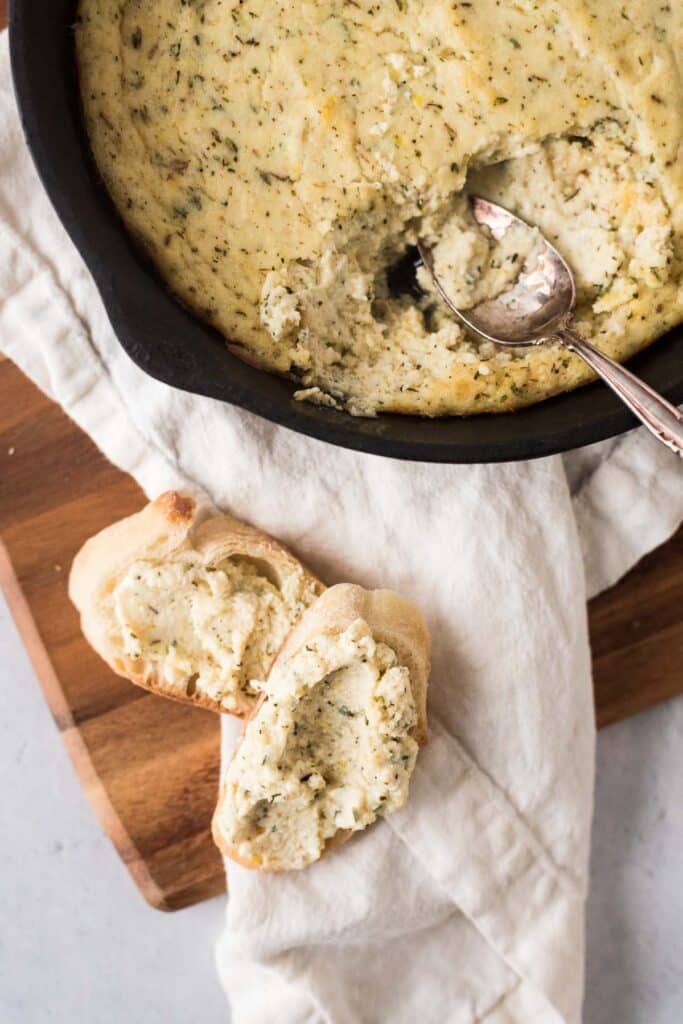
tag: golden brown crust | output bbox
[156,491,196,524]
[69,492,324,716]
[212,583,430,868]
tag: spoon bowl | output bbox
[419,197,576,345]
[418,196,683,456]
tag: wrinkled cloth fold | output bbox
[1,32,682,1023]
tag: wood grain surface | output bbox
[0,360,224,910]
[1,3,681,910]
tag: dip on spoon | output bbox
[419,197,683,456]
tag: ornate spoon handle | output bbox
[558,328,683,457]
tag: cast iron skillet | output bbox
[9,0,683,463]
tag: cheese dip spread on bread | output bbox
[113,555,312,713]
[77,1,683,416]
[216,620,419,870]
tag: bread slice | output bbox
[68,492,324,716]
[212,583,430,871]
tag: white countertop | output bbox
[0,593,228,1024]
[1,591,681,1024]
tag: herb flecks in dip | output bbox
[77,1,683,416]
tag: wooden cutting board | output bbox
[2,355,682,910]
[2,1,682,911]
[0,357,223,910]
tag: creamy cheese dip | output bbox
[218,620,418,870]
[77,1,683,416]
[416,196,543,311]
[113,554,313,714]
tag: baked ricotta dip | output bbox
[113,554,315,714]
[214,619,419,870]
[76,1,683,415]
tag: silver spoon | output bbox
[418,196,683,456]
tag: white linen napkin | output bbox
[1,32,682,1022]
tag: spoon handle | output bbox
[558,328,683,457]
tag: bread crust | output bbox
[212,583,430,869]
[69,492,324,715]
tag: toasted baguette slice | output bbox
[212,583,430,871]
[69,492,323,716]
